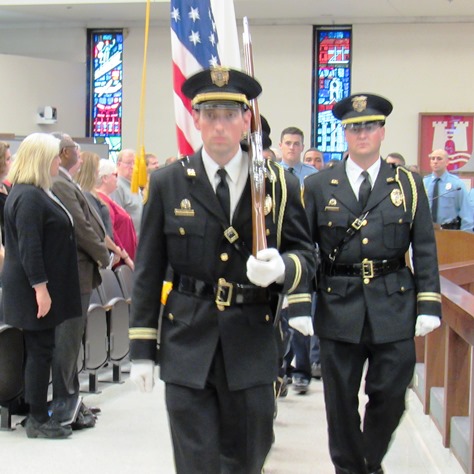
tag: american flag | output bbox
[170,0,240,156]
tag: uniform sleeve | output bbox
[276,166,317,318]
[410,174,442,317]
[129,174,168,361]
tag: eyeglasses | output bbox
[343,121,384,134]
[120,161,135,167]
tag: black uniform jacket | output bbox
[2,184,82,330]
[304,159,441,344]
[130,151,315,391]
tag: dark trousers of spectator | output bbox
[51,292,90,418]
[23,328,56,422]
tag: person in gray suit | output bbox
[50,132,110,429]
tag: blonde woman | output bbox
[2,133,82,439]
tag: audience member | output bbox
[263,148,277,161]
[278,126,316,394]
[0,141,12,244]
[303,147,324,170]
[385,152,406,166]
[110,149,143,238]
[96,159,137,268]
[50,132,110,430]
[408,164,420,174]
[2,133,82,439]
[145,153,160,174]
[165,156,178,166]
[423,148,473,231]
[75,151,130,268]
[129,66,314,474]
[304,93,441,474]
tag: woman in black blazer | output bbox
[2,133,82,439]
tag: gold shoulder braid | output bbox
[395,166,417,226]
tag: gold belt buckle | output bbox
[361,258,374,279]
[215,278,233,311]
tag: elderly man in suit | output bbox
[50,132,110,429]
[304,93,442,474]
[128,66,315,474]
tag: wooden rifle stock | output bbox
[243,17,267,256]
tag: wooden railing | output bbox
[412,229,474,474]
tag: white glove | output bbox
[246,248,285,287]
[130,359,155,393]
[415,315,441,337]
[289,316,314,336]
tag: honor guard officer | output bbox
[304,93,442,474]
[129,66,315,474]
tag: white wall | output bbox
[0,22,473,165]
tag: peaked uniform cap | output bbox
[333,93,393,125]
[182,66,262,109]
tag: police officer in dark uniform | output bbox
[129,66,315,474]
[304,93,442,474]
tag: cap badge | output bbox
[352,95,367,113]
[330,179,339,185]
[211,67,230,88]
[329,198,337,206]
[390,189,403,207]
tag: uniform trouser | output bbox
[165,344,274,474]
[319,330,416,474]
[23,328,56,422]
[51,293,90,406]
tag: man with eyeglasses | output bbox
[304,94,441,474]
[110,148,143,238]
[128,66,315,474]
[423,148,473,231]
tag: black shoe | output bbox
[50,395,82,426]
[311,362,322,379]
[71,403,96,430]
[26,417,72,439]
[293,377,310,394]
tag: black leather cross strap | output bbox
[322,257,406,278]
[174,274,271,305]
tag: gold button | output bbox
[328,221,333,227]
[362,219,368,226]
[266,229,270,236]
[364,278,370,284]
[179,227,185,235]
[265,315,270,322]
[168,313,174,321]
[362,238,369,244]
[220,253,229,262]
[401,286,405,292]
[327,287,332,292]
[399,218,403,224]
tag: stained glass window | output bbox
[311,27,352,162]
[87,30,124,162]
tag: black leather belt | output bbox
[322,257,406,279]
[174,274,271,307]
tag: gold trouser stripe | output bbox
[129,327,158,340]
[287,253,302,294]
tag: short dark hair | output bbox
[280,127,304,142]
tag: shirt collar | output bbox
[59,165,72,181]
[202,147,244,187]
[346,156,381,185]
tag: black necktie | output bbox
[216,168,230,222]
[358,171,371,209]
[288,167,295,174]
[431,178,440,223]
